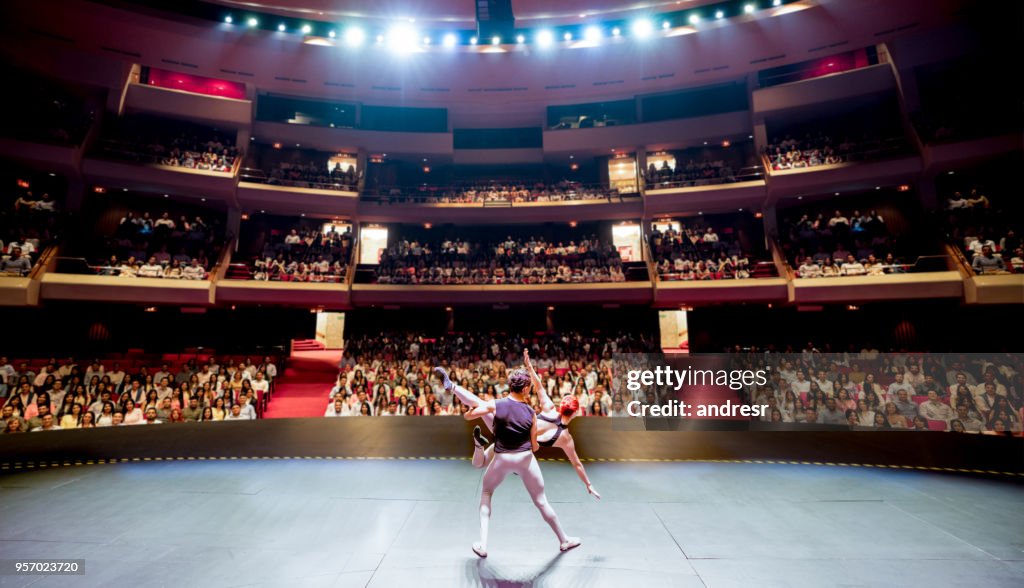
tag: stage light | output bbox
[224,16,233,24]
[584,26,602,42]
[443,33,457,47]
[536,30,554,47]
[277,23,286,32]
[345,27,366,46]
[662,20,671,29]
[516,34,525,44]
[247,17,258,27]
[491,36,501,45]
[563,32,573,41]
[423,36,431,45]
[745,4,756,14]
[716,10,724,19]
[387,24,420,52]
[301,24,312,34]
[612,27,621,37]
[689,14,701,24]
[470,36,478,45]
[328,30,336,38]
[376,34,384,44]
[773,0,781,5]
[631,19,654,38]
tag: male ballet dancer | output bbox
[444,366,580,557]
[436,352,600,499]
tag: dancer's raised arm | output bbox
[524,349,555,412]
[465,399,496,420]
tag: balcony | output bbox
[645,176,767,216]
[237,168,359,217]
[765,145,921,203]
[215,278,351,309]
[357,192,643,224]
[350,281,653,307]
[124,82,252,128]
[787,256,964,304]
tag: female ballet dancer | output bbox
[458,367,580,558]
[434,350,601,499]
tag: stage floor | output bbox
[0,459,1021,587]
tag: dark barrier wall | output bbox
[1,417,1021,475]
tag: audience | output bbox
[649,223,762,280]
[1,353,280,433]
[644,158,739,188]
[247,226,353,282]
[764,131,907,171]
[374,236,627,285]
[376,181,619,204]
[1,179,62,276]
[781,208,910,278]
[95,116,239,173]
[322,330,657,417]
[729,348,1023,434]
[83,208,224,278]
[245,158,357,191]
[941,185,1020,275]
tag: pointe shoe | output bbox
[559,537,581,552]
[434,366,454,391]
[472,542,488,558]
[473,425,489,448]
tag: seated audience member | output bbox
[971,246,1006,274]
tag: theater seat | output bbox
[927,419,948,431]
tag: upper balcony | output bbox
[124,66,251,128]
[82,113,242,202]
[236,144,359,217]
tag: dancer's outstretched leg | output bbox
[522,453,580,551]
[435,366,495,432]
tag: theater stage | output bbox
[0,458,1021,587]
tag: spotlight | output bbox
[376,34,384,44]
[716,10,724,19]
[328,30,336,38]
[470,36,478,45]
[563,31,573,41]
[689,14,701,25]
[443,33,457,47]
[536,30,554,47]
[301,24,312,34]
[612,27,621,37]
[516,34,525,44]
[631,19,653,38]
[387,24,420,52]
[247,17,258,27]
[345,27,366,46]
[423,36,431,45]
[662,20,671,29]
[773,0,781,5]
[584,26,602,42]
[745,4,756,14]
[277,23,286,32]
[224,16,233,24]
[491,36,501,45]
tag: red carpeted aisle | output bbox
[264,341,341,419]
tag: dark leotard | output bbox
[494,397,535,453]
[536,413,568,448]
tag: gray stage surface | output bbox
[0,459,1021,587]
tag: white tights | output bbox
[478,451,568,551]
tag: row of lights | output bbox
[223,1,784,51]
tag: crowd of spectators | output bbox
[0,354,279,433]
[730,349,1023,434]
[87,209,223,279]
[95,116,239,172]
[1,186,61,276]
[782,209,909,278]
[650,223,757,280]
[764,131,907,171]
[246,159,357,191]
[322,331,656,418]
[942,187,1021,275]
[644,159,741,188]
[376,181,618,204]
[374,236,628,285]
[249,226,353,282]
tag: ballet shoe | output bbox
[472,542,488,558]
[433,366,454,390]
[473,425,489,448]
[559,537,581,552]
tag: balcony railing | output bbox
[764,137,913,171]
[362,183,637,206]
[643,165,764,190]
[239,168,358,192]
